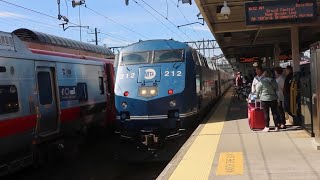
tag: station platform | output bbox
[157,88,320,180]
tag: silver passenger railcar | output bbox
[0,29,115,175]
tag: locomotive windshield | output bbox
[154,49,183,63]
[121,52,149,65]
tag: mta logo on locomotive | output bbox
[144,69,156,79]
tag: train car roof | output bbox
[12,28,114,56]
[0,33,107,66]
[120,39,189,53]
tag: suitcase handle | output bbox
[254,99,262,110]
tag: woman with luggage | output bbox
[256,69,280,132]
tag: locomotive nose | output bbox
[138,66,161,83]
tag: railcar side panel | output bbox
[56,62,107,134]
[0,30,115,176]
[0,58,36,168]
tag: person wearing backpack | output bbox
[256,69,280,132]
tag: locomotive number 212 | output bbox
[164,71,182,77]
[119,73,136,79]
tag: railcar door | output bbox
[36,67,58,135]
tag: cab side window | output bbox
[99,77,105,95]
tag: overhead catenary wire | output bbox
[132,0,186,41]
[64,0,147,41]
[0,0,80,27]
[84,5,149,40]
[0,0,131,46]
[99,33,130,45]
[168,0,202,40]
[138,0,192,41]
[2,15,129,45]
[100,32,133,44]
[64,0,69,18]
[0,5,83,36]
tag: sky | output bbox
[0,0,222,56]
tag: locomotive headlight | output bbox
[139,86,158,97]
[121,102,128,109]
[169,100,176,107]
[141,89,147,95]
[150,89,156,95]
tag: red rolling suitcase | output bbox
[248,100,265,130]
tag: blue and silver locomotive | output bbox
[114,39,232,146]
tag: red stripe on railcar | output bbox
[0,115,37,138]
[60,107,81,123]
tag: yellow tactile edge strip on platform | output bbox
[168,91,233,180]
[216,152,243,176]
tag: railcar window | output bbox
[37,72,53,105]
[77,83,88,101]
[99,77,105,95]
[0,66,6,72]
[121,52,149,65]
[0,85,19,115]
[154,50,183,63]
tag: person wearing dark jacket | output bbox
[283,66,293,115]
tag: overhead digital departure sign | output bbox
[245,0,317,25]
[239,57,259,63]
[279,54,292,61]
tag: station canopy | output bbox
[195,0,320,63]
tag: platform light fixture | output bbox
[220,1,231,18]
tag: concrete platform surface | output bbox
[158,89,320,180]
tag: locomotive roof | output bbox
[121,39,189,52]
[12,28,113,56]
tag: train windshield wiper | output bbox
[174,62,183,69]
[121,59,131,71]
[172,62,178,68]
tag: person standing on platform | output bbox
[256,69,280,132]
[274,67,286,129]
[235,72,243,87]
[251,66,264,94]
[283,66,293,117]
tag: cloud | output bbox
[190,25,211,32]
[0,12,27,19]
